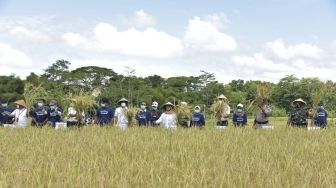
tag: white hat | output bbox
[237,104,244,108]
[194,106,201,110]
[152,101,158,107]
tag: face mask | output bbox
[195,110,200,113]
[50,106,56,110]
[152,106,157,110]
[121,102,126,107]
[1,103,7,108]
[101,103,106,107]
[38,103,44,107]
[140,105,146,110]
[16,105,20,109]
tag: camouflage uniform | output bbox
[288,107,308,128]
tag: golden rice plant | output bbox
[70,90,97,121]
[23,83,49,114]
[256,83,271,106]
[124,106,138,126]
[176,103,192,125]
[211,101,226,119]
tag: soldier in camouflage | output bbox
[287,98,311,128]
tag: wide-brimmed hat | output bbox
[217,94,227,100]
[162,102,175,109]
[118,98,129,104]
[293,98,306,105]
[15,99,26,107]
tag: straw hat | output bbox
[118,98,129,104]
[293,98,306,105]
[217,94,227,100]
[14,99,26,108]
[162,102,175,109]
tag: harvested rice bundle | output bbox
[176,102,191,126]
[71,90,97,121]
[124,106,138,126]
[256,83,271,106]
[211,95,229,120]
[23,83,49,114]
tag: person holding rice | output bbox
[233,104,247,127]
[149,101,162,127]
[156,102,177,129]
[190,106,205,127]
[114,98,129,129]
[213,94,231,128]
[32,98,48,128]
[136,102,151,127]
[254,99,272,129]
[5,99,28,128]
[287,98,311,128]
[47,100,63,127]
[177,101,191,128]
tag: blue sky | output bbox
[0,0,336,82]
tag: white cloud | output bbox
[9,26,51,42]
[124,9,156,28]
[332,40,336,48]
[203,13,230,29]
[62,32,87,46]
[0,43,32,67]
[183,17,237,53]
[63,22,184,58]
[266,39,323,60]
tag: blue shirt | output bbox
[190,112,205,126]
[32,108,48,124]
[136,110,151,126]
[0,107,14,124]
[96,106,114,125]
[149,109,162,122]
[315,108,327,127]
[48,107,63,126]
[233,112,247,124]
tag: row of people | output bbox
[0,96,328,129]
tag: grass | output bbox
[0,117,336,187]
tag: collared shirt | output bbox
[255,105,272,123]
[114,107,128,127]
[96,106,114,125]
[32,108,48,123]
[156,112,177,129]
[11,108,28,127]
[136,109,151,126]
[0,107,14,124]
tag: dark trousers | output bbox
[217,120,228,126]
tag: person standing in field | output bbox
[0,98,14,125]
[114,98,129,129]
[96,98,114,126]
[215,94,231,127]
[5,99,28,128]
[287,98,311,128]
[136,102,151,127]
[254,99,272,129]
[314,101,327,128]
[32,98,48,128]
[156,102,177,129]
[190,106,205,127]
[149,101,162,127]
[47,100,63,127]
[233,104,247,127]
[67,102,85,127]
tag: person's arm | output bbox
[243,114,248,124]
[114,109,118,126]
[326,111,328,125]
[155,113,164,124]
[201,114,205,126]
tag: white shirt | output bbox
[114,107,128,128]
[156,112,177,129]
[11,108,28,127]
[67,107,85,122]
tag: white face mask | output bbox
[152,106,157,110]
[38,103,44,107]
[50,106,56,110]
[121,102,126,107]
[195,109,200,113]
[140,105,146,110]
[101,103,106,107]
[16,105,20,109]
[1,103,7,108]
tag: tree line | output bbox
[1,60,336,117]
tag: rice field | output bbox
[0,117,336,187]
